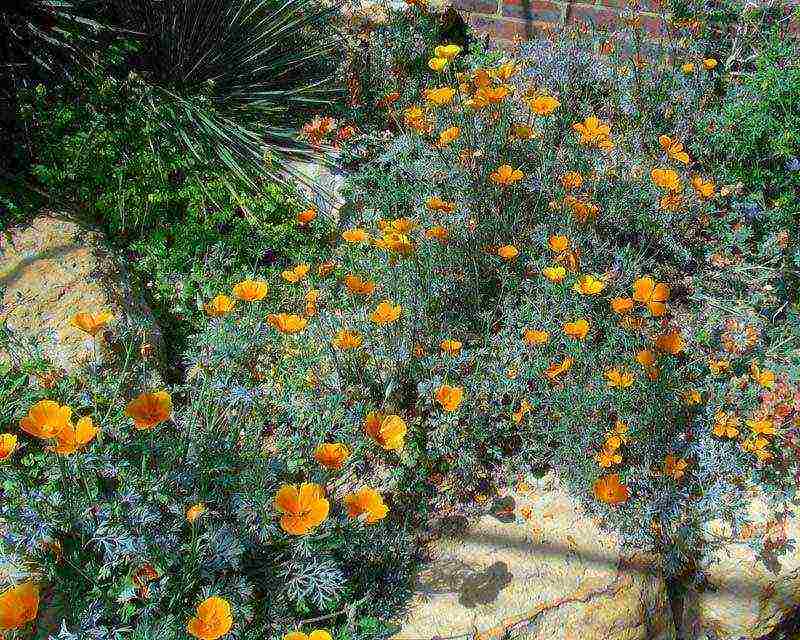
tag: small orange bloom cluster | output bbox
[17,399,99,455]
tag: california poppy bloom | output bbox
[655,330,684,354]
[636,350,657,368]
[424,86,456,106]
[605,420,628,449]
[370,300,402,325]
[683,389,702,406]
[542,266,566,282]
[713,410,739,438]
[750,363,775,388]
[0,581,39,630]
[314,443,350,470]
[663,455,688,481]
[284,631,332,640]
[544,357,573,381]
[186,503,206,523]
[342,228,370,243]
[434,44,461,60]
[560,171,583,190]
[364,412,407,450]
[492,61,517,80]
[267,313,308,334]
[379,232,415,256]
[344,487,389,523]
[658,135,690,164]
[438,127,460,146]
[274,483,329,535]
[611,297,634,314]
[659,192,684,212]
[497,245,519,260]
[681,62,695,74]
[703,58,718,70]
[232,279,268,302]
[427,196,456,213]
[548,235,570,252]
[593,474,629,504]
[333,330,362,350]
[426,226,449,240]
[489,165,524,186]
[344,274,375,295]
[477,84,512,104]
[282,264,310,284]
[125,391,172,430]
[691,175,715,199]
[564,318,589,340]
[596,445,622,468]
[572,116,614,150]
[187,596,233,640]
[71,311,113,336]
[435,385,464,412]
[52,416,98,454]
[0,434,17,461]
[741,436,773,461]
[605,368,635,388]
[650,168,682,191]
[317,262,336,277]
[440,339,462,355]
[573,274,605,295]
[297,208,317,225]
[747,417,775,436]
[523,328,549,345]
[19,400,71,439]
[528,95,560,115]
[632,276,670,316]
[428,56,448,72]
[205,295,234,317]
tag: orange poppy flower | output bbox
[558,173,583,194]
[364,412,407,450]
[0,434,17,461]
[476,84,512,104]
[610,297,634,313]
[333,330,362,350]
[232,280,268,302]
[186,503,206,523]
[489,165,524,186]
[747,417,775,436]
[274,483,329,535]
[344,487,389,523]
[702,58,718,70]
[741,436,773,461]
[282,264,310,284]
[544,357,573,381]
[512,399,532,423]
[426,226,449,241]
[681,62,695,74]
[605,368,635,388]
[548,235,570,253]
[314,443,351,470]
[564,318,589,340]
[523,328,549,345]
[440,339,462,355]
[596,445,622,468]
[187,596,233,640]
[691,175,715,199]
[683,389,702,406]
[423,86,456,106]
[659,193,684,212]
[528,95,560,115]
[19,400,71,439]
[632,276,670,316]
[370,300,402,325]
[426,196,456,212]
[497,245,519,260]
[52,416,98,454]
[713,410,739,438]
[663,455,688,481]
[655,330,684,354]
[593,474,629,504]
[435,385,464,412]
[284,632,332,640]
[0,581,39,630]
[492,61,518,80]
[428,56,448,72]
[573,274,605,295]
[658,135,690,164]
[267,313,308,334]
[125,391,172,430]
[378,232,415,256]
[342,228,370,243]
[572,116,614,150]
[434,44,461,60]
[650,168,682,191]
[636,350,657,367]
[71,311,113,336]
[317,262,335,277]
[343,274,375,296]
[542,266,566,282]
[605,420,628,449]
[297,208,317,225]
[438,127,460,146]
[205,295,234,317]
[750,362,775,389]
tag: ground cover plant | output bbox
[0,0,799,638]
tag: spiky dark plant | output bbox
[107,0,346,192]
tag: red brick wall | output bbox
[452,0,800,47]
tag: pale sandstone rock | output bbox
[0,213,163,383]
[395,472,675,640]
[681,488,800,640]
